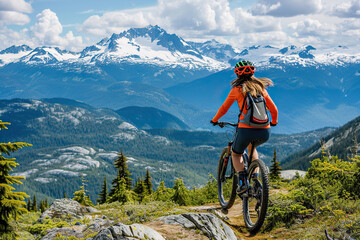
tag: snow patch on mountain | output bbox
[11,169,39,178]
[118,122,137,130]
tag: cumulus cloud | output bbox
[332,1,360,18]
[251,0,322,17]
[288,19,337,37]
[81,8,154,36]
[0,0,32,25]
[0,9,83,51]
[80,0,283,38]
[29,9,83,51]
[157,0,236,35]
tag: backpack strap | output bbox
[238,91,248,125]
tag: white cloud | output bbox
[0,9,83,51]
[251,0,322,17]
[0,0,32,13]
[332,1,360,18]
[80,8,154,36]
[80,0,283,39]
[0,0,32,25]
[0,11,30,25]
[288,19,337,37]
[158,0,236,35]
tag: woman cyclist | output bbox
[211,60,278,195]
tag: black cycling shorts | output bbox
[232,127,271,154]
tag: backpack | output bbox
[239,92,269,127]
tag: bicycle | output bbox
[215,121,269,234]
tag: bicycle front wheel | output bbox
[242,159,269,233]
[217,147,237,210]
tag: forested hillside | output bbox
[282,115,360,170]
[1,98,334,202]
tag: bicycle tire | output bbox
[217,147,237,210]
[242,159,269,233]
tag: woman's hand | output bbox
[210,120,218,126]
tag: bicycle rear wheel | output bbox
[242,159,269,233]
[217,147,237,210]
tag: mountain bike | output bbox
[215,121,269,234]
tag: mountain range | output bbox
[1,25,360,133]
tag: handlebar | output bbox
[213,122,238,128]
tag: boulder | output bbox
[158,213,237,240]
[41,227,84,240]
[91,223,165,240]
[39,198,99,222]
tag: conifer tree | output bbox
[0,120,31,234]
[153,181,173,202]
[270,148,282,180]
[32,195,38,212]
[64,193,67,199]
[26,198,32,211]
[40,200,46,213]
[73,174,93,206]
[144,170,153,194]
[109,151,133,200]
[107,178,134,203]
[134,178,146,202]
[45,198,49,208]
[171,178,189,206]
[97,176,108,204]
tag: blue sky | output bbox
[0,0,359,51]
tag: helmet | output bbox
[234,60,255,76]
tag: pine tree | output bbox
[45,198,49,208]
[107,178,134,203]
[73,174,93,206]
[134,178,146,202]
[32,195,38,212]
[153,181,173,202]
[97,176,108,204]
[64,193,67,199]
[26,198,32,211]
[0,120,31,234]
[40,200,46,213]
[108,151,133,201]
[171,178,189,206]
[144,170,153,194]
[270,148,282,180]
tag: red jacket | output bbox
[212,86,278,129]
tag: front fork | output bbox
[220,142,233,182]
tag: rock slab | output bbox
[39,198,99,221]
[158,213,237,240]
[91,223,165,240]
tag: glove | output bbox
[210,120,218,126]
[270,122,277,127]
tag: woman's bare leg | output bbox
[231,151,244,172]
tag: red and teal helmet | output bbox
[234,60,255,76]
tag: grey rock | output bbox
[41,227,84,240]
[158,214,196,229]
[91,223,165,240]
[158,213,237,240]
[92,228,114,240]
[87,223,101,231]
[74,221,82,225]
[39,198,100,222]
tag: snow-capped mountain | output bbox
[188,39,239,63]
[1,25,360,133]
[0,25,227,71]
